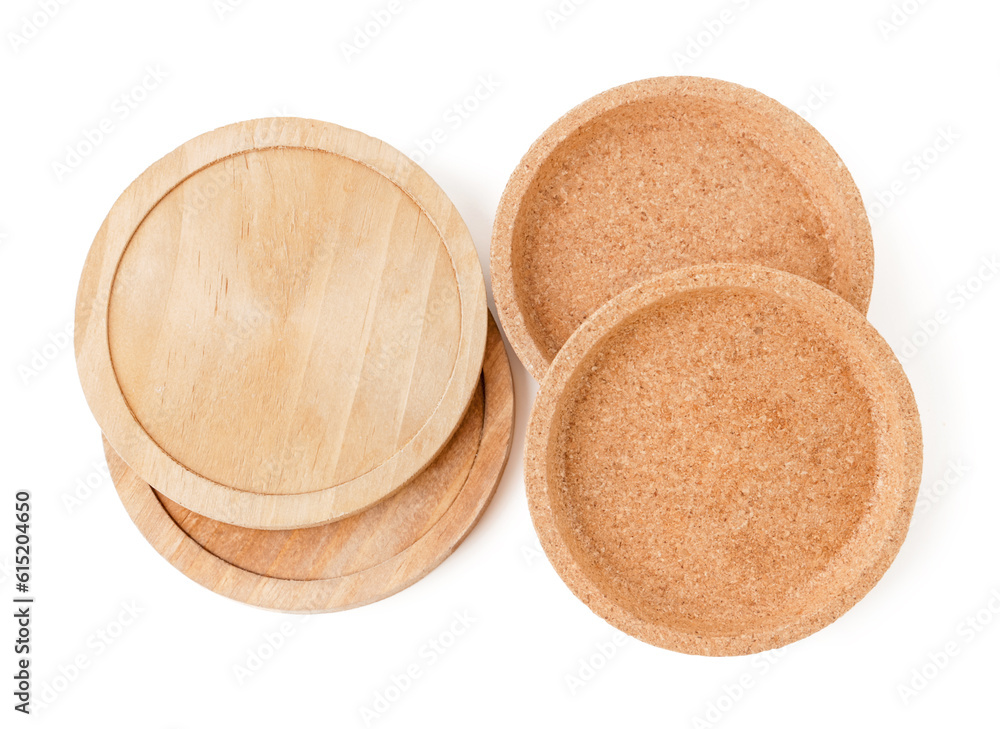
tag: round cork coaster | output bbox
[493,76,874,380]
[526,265,921,656]
[76,118,487,529]
[105,315,513,612]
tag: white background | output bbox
[1,0,998,726]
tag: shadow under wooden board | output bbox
[76,117,487,529]
[492,76,874,380]
[104,316,513,613]
[525,265,922,656]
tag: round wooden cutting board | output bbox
[104,315,513,612]
[492,76,874,379]
[76,118,487,529]
[525,265,922,656]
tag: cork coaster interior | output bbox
[104,315,513,612]
[76,117,487,529]
[493,76,874,379]
[525,265,921,656]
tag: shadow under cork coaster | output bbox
[525,265,921,656]
[493,76,874,380]
[76,117,487,529]
[104,316,513,613]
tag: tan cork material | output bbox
[76,117,487,529]
[492,76,874,380]
[103,315,514,613]
[525,265,921,656]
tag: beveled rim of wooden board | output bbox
[75,117,487,529]
[525,265,921,656]
[492,76,874,380]
[104,314,513,613]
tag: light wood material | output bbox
[525,265,921,656]
[492,76,874,380]
[105,315,513,612]
[76,118,487,529]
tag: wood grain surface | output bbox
[104,315,513,612]
[76,118,487,529]
[525,265,921,656]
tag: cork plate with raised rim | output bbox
[525,265,922,656]
[76,117,487,529]
[493,76,874,380]
[104,315,513,612]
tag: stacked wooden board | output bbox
[75,118,513,611]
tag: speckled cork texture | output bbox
[493,77,874,380]
[104,316,514,613]
[525,265,921,656]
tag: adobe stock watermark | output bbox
[51,64,169,182]
[233,616,312,685]
[164,115,294,220]
[521,539,546,568]
[32,600,144,714]
[671,0,754,73]
[6,0,72,54]
[866,126,960,220]
[897,254,998,362]
[408,74,501,165]
[914,458,970,515]
[691,648,786,728]
[896,588,1000,704]
[251,439,310,494]
[213,0,248,21]
[224,300,272,355]
[17,319,73,386]
[340,0,410,64]
[367,277,460,376]
[359,610,476,725]
[878,0,931,40]
[63,459,112,515]
[545,0,591,30]
[564,632,630,695]
[793,83,834,123]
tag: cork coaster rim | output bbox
[492,76,874,380]
[106,315,514,613]
[76,117,487,529]
[525,264,921,656]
